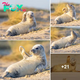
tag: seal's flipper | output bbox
[72,17,77,20]
[65,42,71,48]
[51,45,59,49]
[22,12,27,22]
[34,64,46,73]
[19,46,30,59]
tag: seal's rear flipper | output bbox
[51,45,59,49]
[2,72,10,78]
[19,46,31,59]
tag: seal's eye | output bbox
[36,48,39,49]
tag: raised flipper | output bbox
[19,46,30,59]
[62,7,67,13]
[21,12,27,22]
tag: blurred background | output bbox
[0,41,50,67]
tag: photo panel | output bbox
[51,0,80,27]
[0,40,50,79]
[0,0,50,40]
[51,54,80,80]
[51,27,80,54]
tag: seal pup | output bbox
[51,56,76,72]
[55,3,76,24]
[6,11,37,36]
[51,30,77,49]
[2,44,47,78]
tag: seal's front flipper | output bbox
[19,46,30,59]
[34,64,46,73]
[65,42,71,48]
[72,17,77,20]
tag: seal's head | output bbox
[70,57,76,66]
[30,44,45,56]
[26,11,34,19]
[67,4,75,11]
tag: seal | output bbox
[2,44,47,78]
[51,56,76,72]
[6,11,37,36]
[51,30,77,49]
[55,3,76,24]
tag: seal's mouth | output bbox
[30,49,35,53]
[29,15,33,18]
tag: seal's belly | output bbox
[60,14,73,23]
[7,59,40,76]
[53,36,72,48]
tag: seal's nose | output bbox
[31,49,35,53]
